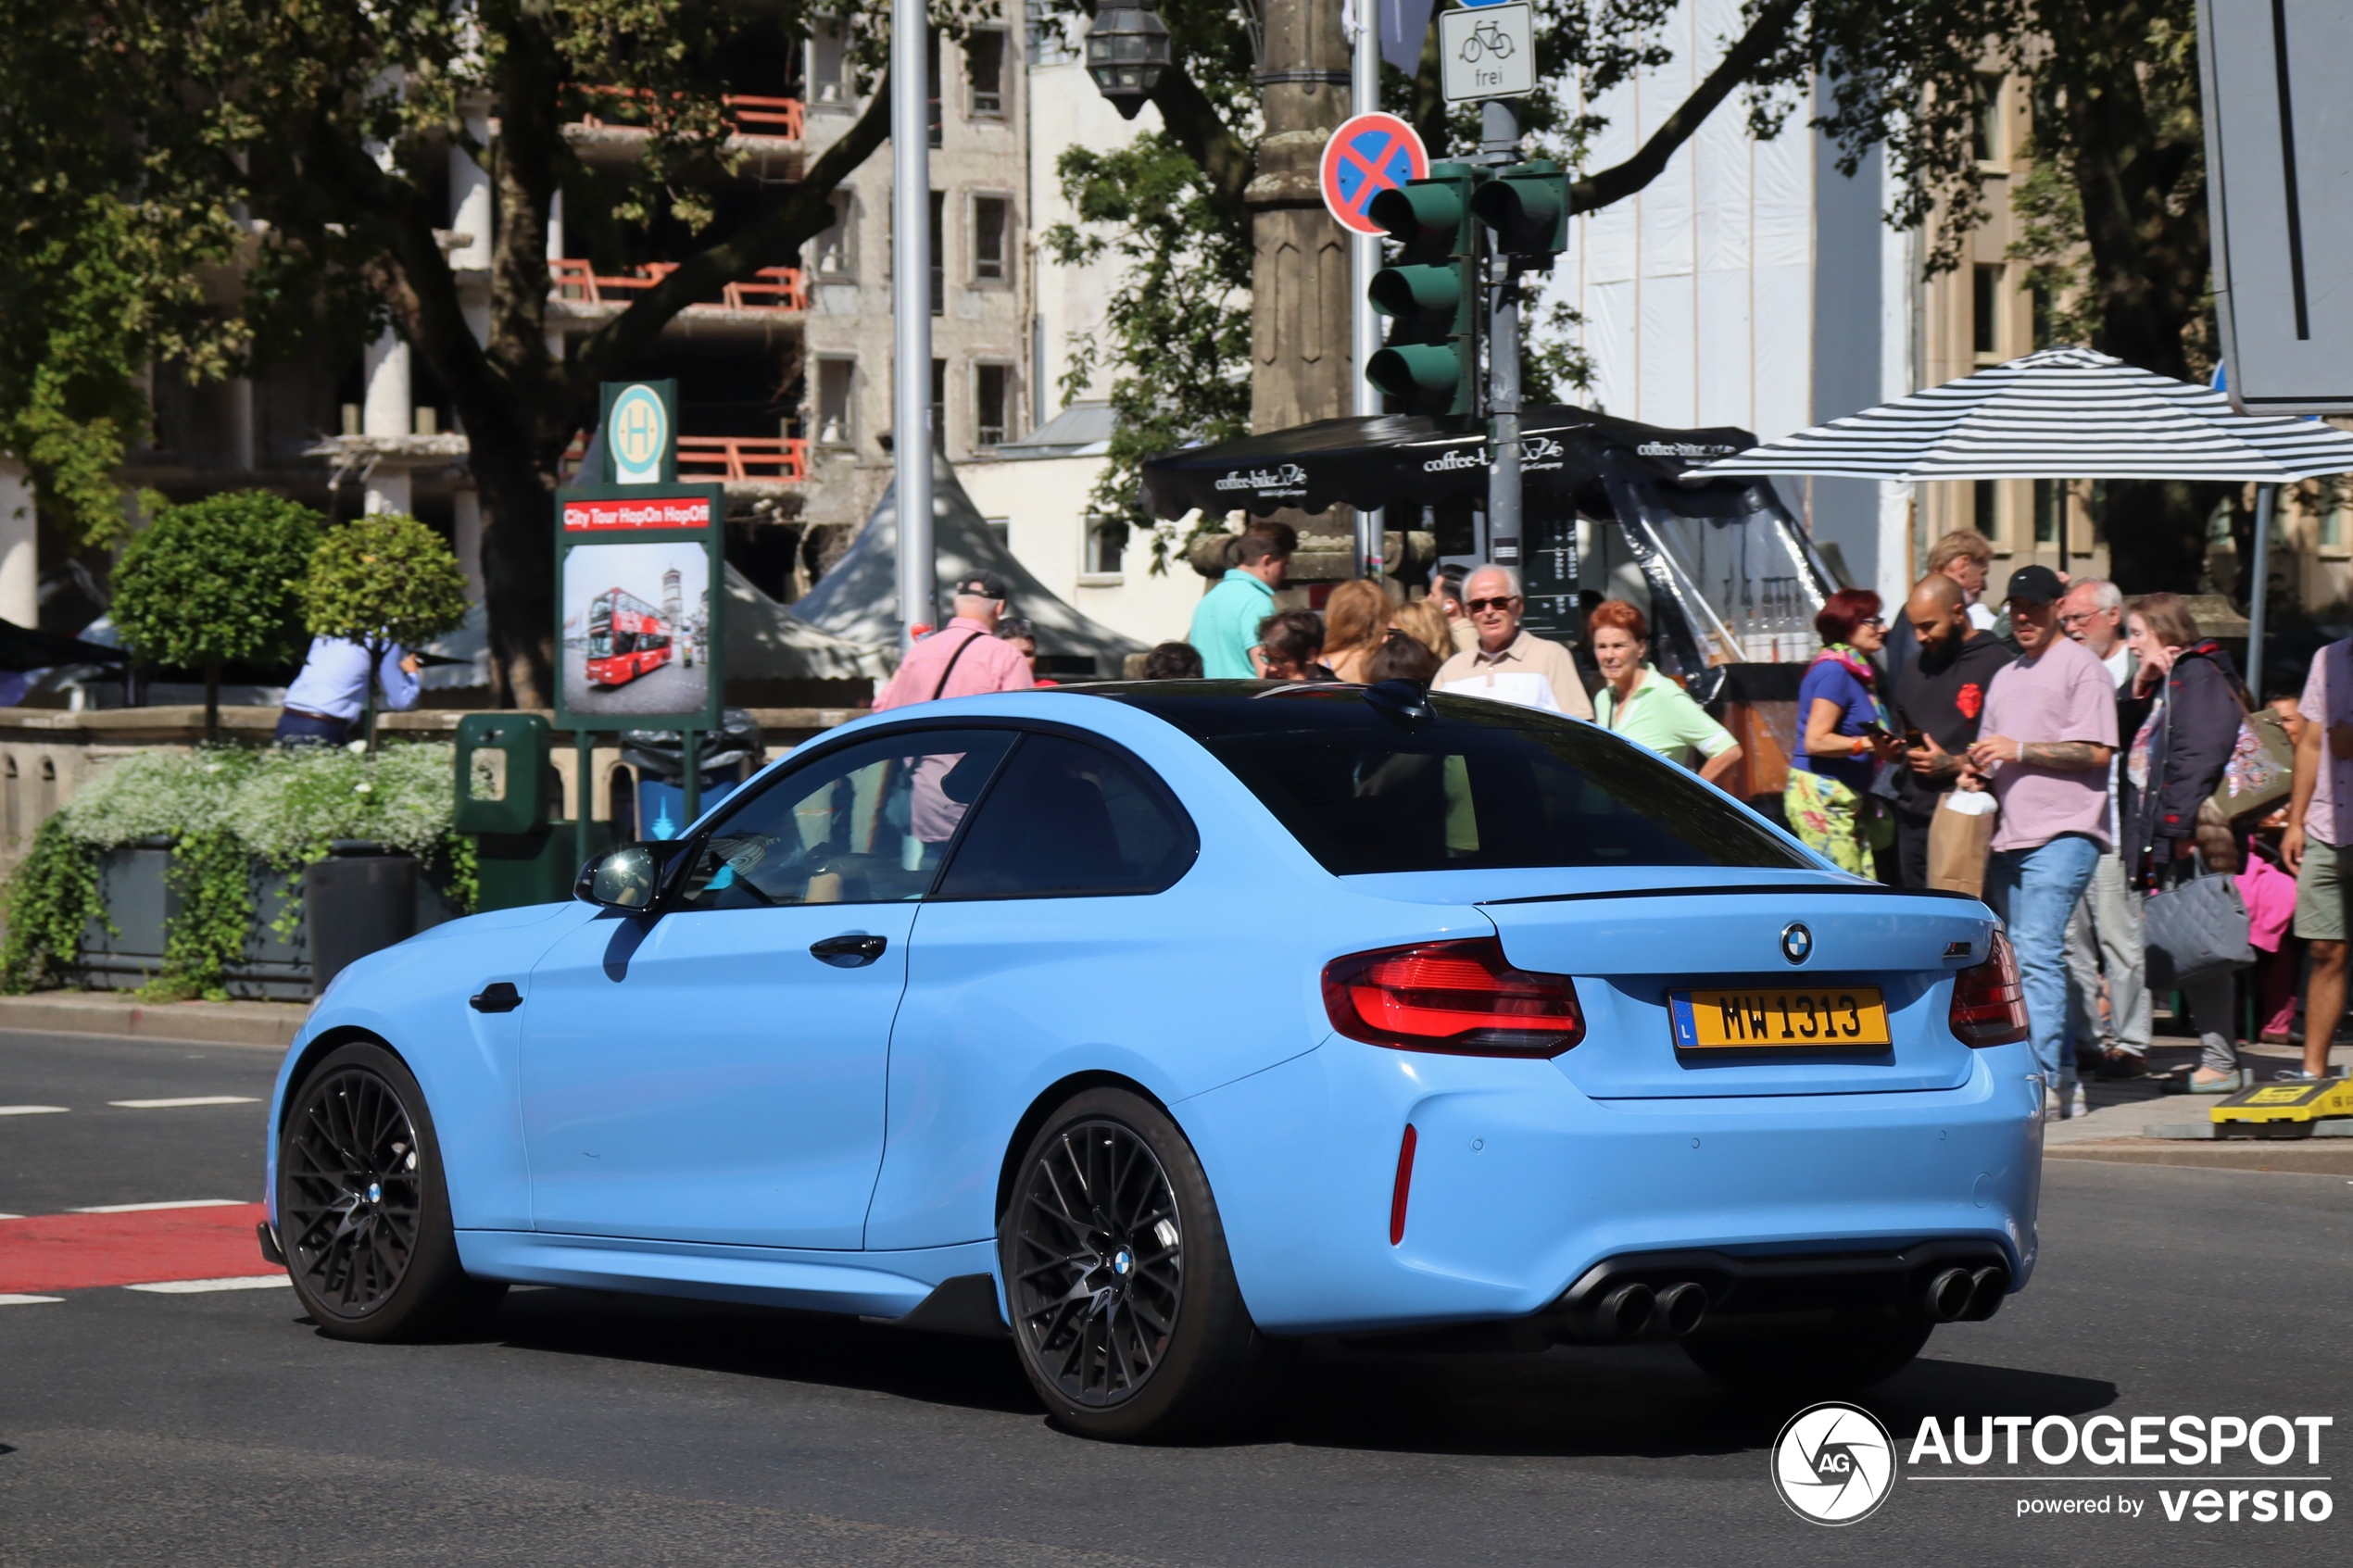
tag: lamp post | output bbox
[892,0,933,647]
[1085,0,1173,120]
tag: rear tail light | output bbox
[1949,930,2030,1047]
[1323,937,1584,1057]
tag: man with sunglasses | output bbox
[1432,564,1593,720]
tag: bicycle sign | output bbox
[1440,1,1534,103]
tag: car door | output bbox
[519,726,1015,1249]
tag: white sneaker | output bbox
[2069,1085,2089,1119]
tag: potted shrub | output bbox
[298,512,470,754]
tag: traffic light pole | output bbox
[1351,15,1384,581]
[1481,100,1522,571]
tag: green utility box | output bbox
[455,713,615,911]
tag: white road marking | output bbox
[69,1198,245,1214]
[0,1105,69,1116]
[0,1294,65,1306]
[107,1097,259,1110]
[0,1213,21,1220]
[125,1275,289,1294]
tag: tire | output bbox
[1681,1314,1932,1395]
[276,1040,504,1341]
[1000,1088,1265,1441]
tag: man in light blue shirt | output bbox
[278,637,422,746]
[1187,522,1294,678]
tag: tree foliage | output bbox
[1,0,997,701]
[112,492,323,735]
[303,513,472,656]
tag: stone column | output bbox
[362,332,413,515]
[1246,0,1352,436]
[0,458,36,629]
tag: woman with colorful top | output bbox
[1586,600,1743,787]
[1784,588,1905,875]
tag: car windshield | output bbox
[1109,684,1807,876]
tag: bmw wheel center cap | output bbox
[1780,922,1813,964]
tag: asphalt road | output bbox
[560,652,711,718]
[2,1028,2347,1566]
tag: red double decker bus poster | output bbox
[552,477,724,732]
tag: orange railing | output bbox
[678,436,810,483]
[550,260,805,312]
[575,89,804,142]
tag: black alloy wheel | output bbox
[1001,1088,1265,1441]
[277,1040,501,1341]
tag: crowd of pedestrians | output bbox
[890,523,2343,1109]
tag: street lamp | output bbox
[1085,0,1172,120]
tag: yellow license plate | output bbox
[1668,987,1892,1049]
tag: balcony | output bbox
[566,89,805,176]
[547,261,807,339]
[560,433,809,496]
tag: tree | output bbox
[0,0,990,702]
[110,492,323,741]
[300,514,471,754]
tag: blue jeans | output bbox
[1985,834,2103,1094]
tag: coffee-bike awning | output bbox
[1137,406,1756,520]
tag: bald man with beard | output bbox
[1889,573,2016,888]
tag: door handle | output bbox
[470,981,523,1013]
[810,934,888,968]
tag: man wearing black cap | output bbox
[1963,563,2120,1121]
[873,569,1036,710]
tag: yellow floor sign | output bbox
[2211,1076,2353,1137]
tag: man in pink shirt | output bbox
[1964,565,2118,1120]
[873,571,1035,855]
[2282,637,2353,1083]
[873,571,1036,710]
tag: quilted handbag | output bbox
[2142,860,2256,992]
[2208,708,2296,823]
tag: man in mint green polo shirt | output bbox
[1188,522,1295,678]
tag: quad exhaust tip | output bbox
[1597,1283,1655,1338]
[1655,1280,1709,1336]
[1569,1280,1709,1341]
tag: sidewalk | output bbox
[2043,1033,2353,1174]
[0,990,305,1050]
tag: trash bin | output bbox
[305,845,417,996]
[454,712,609,911]
[623,709,765,839]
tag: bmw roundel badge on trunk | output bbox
[1780,923,1813,964]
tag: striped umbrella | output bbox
[1696,346,2353,483]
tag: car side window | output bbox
[933,732,1195,899]
[674,729,1015,909]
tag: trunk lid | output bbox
[1480,885,1998,1098]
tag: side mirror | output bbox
[574,845,661,909]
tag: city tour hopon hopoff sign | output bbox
[554,379,726,733]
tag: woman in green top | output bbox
[1586,600,1743,788]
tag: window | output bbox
[1975,479,2002,543]
[926,30,942,146]
[811,193,854,280]
[1972,264,2003,361]
[1117,687,1808,876]
[2029,281,2053,349]
[1086,517,1127,577]
[975,363,1011,447]
[973,195,1009,282]
[674,730,1018,909]
[929,190,945,316]
[1972,73,2007,164]
[930,357,946,452]
[934,733,1198,898]
[967,30,1007,117]
[1026,0,1079,66]
[2033,479,2062,546]
[2322,482,2351,557]
[815,359,855,446]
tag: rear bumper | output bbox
[1180,1037,2044,1336]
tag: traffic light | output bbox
[1366,163,1482,417]
[1469,159,1568,260]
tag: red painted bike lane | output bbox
[0,1203,277,1294]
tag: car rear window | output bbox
[1109,684,1808,875]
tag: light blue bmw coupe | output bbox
[262,681,2041,1440]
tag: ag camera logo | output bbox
[1773,1402,1896,1524]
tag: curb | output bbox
[0,994,304,1051]
[2047,1139,2353,1177]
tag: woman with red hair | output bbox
[1783,588,1904,874]
[1587,599,1743,786]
